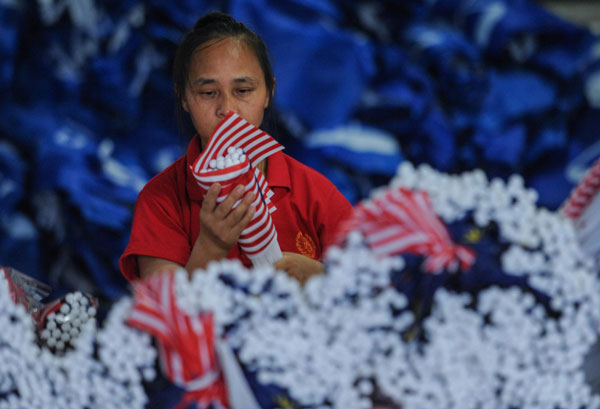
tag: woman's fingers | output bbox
[235,203,256,235]
[199,183,258,251]
[201,183,221,214]
[214,184,246,219]
[226,190,256,227]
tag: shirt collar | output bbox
[266,150,291,190]
[185,134,205,202]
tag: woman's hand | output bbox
[188,183,256,269]
[140,184,255,278]
[273,252,324,285]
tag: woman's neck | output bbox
[257,159,267,175]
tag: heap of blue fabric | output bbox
[0,1,184,300]
[1,0,600,325]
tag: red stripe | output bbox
[333,187,475,273]
[128,274,228,407]
[564,157,600,219]
[188,111,282,265]
[240,224,277,254]
[196,115,242,170]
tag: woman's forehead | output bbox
[190,37,261,76]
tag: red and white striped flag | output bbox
[563,156,600,265]
[127,273,229,409]
[336,187,475,274]
[190,111,284,266]
[563,157,600,219]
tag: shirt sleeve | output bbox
[119,180,191,282]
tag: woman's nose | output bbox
[217,93,235,118]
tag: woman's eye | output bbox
[200,90,216,97]
[237,88,253,95]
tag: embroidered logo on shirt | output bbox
[295,231,316,259]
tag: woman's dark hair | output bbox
[173,11,276,138]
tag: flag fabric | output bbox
[563,156,600,219]
[190,111,284,266]
[336,187,475,274]
[127,273,229,409]
[563,156,600,265]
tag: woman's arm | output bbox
[272,178,353,285]
[138,182,256,278]
[138,256,181,278]
[273,252,324,286]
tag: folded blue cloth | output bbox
[0,141,25,215]
[474,124,526,168]
[34,119,144,230]
[433,0,586,55]
[483,69,557,122]
[305,124,403,176]
[231,0,376,129]
[414,107,457,171]
[403,23,488,109]
[0,212,41,280]
[0,5,19,91]
[354,45,433,136]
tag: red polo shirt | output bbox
[119,135,353,282]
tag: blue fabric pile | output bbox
[1,0,600,301]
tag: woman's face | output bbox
[182,37,271,148]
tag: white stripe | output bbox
[128,309,169,336]
[364,225,407,243]
[161,274,172,320]
[254,169,273,205]
[382,201,419,232]
[184,369,220,391]
[369,233,428,255]
[235,130,265,152]
[306,125,399,155]
[215,341,262,409]
[170,351,184,384]
[189,315,211,372]
[413,192,449,241]
[215,124,255,158]
[194,164,251,184]
[193,114,237,172]
[241,226,276,253]
[242,134,274,159]
[250,144,284,167]
[475,2,506,48]
[200,118,245,170]
[242,205,268,235]
[238,217,273,244]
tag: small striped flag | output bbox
[563,157,600,219]
[127,273,229,409]
[563,156,600,265]
[336,187,475,274]
[190,111,284,266]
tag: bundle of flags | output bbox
[563,156,600,266]
[127,273,229,409]
[190,111,284,266]
[336,187,475,274]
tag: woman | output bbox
[119,11,353,283]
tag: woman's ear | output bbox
[175,85,190,112]
[265,77,276,109]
